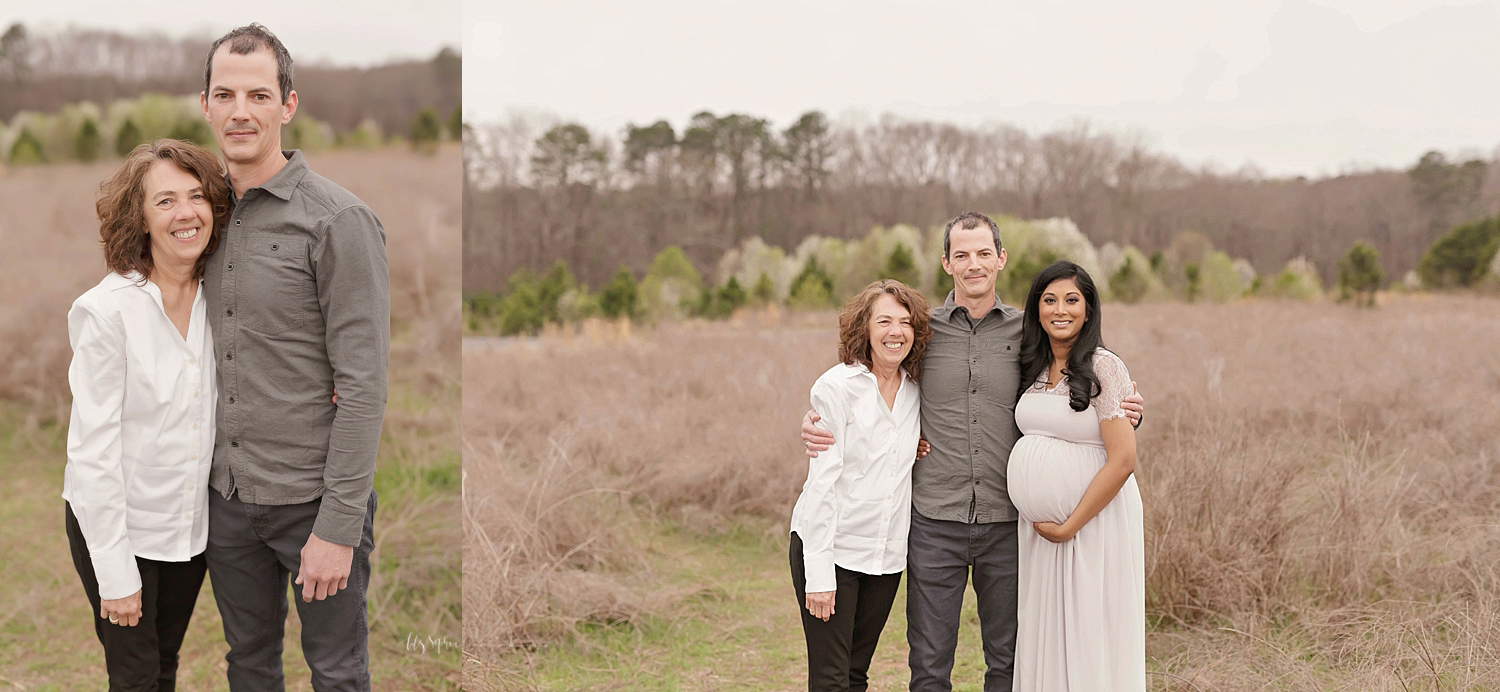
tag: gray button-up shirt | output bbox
[204,150,390,547]
[912,292,1023,524]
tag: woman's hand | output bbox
[1032,521,1077,544]
[916,437,930,459]
[101,589,143,627]
[805,590,836,621]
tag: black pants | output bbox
[65,502,208,692]
[789,531,903,692]
[905,511,1019,692]
[205,489,377,692]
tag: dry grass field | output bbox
[0,146,462,690]
[463,297,1500,691]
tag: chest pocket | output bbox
[981,338,1021,406]
[240,234,311,335]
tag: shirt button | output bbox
[192,454,198,460]
[975,480,981,485]
[194,390,199,397]
[192,423,198,429]
[188,358,196,365]
[235,219,241,226]
[228,397,236,404]
[226,352,233,360]
[227,309,233,317]
[227,263,234,271]
[231,441,239,447]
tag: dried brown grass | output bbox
[463,297,1500,689]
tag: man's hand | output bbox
[801,410,835,458]
[296,532,354,602]
[1122,381,1144,429]
[805,590,836,621]
[1032,521,1078,544]
[101,589,143,627]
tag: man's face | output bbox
[942,225,1007,302]
[201,45,297,167]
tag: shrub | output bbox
[537,261,574,325]
[696,276,747,319]
[499,270,543,336]
[411,107,442,153]
[1338,241,1384,307]
[752,272,775,305]
[1416,216,1500,289]
[1110,255,1151,304]
[114,118,143,157]
[1199,252,1246,303]
[74,118,101,162]
[8,128,45,164]
[787,256,836,310]
[599,266,639,319]
[883,243,920,288]
[1264,257,1324,301]
[167,118,212,147]
[640,246,703,322]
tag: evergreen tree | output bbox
[600,266,639,319]
[882,243,920,287]
[114,118,143,157]
[752,272,776,304]
[74,118,101,162]
[8,128,45,164]
[788,257,835,309]
[167,118,212,146]
[410,107,441,153]
[1338,241,1384,307]
[1109,256,1150,304]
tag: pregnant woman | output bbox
[789,279,931,692]
[1006,260,1145,691]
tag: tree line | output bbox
[0,23,460,153]
[465,209,1500,336]
[463,110,1500,295]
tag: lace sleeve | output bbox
[1093,349,1132,421]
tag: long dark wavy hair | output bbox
[1018,260,1104,412]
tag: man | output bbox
[199,24,388,691]
[802,212,1143,691]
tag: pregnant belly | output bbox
[1007,435,1106,524]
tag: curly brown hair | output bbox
[837,279,933,381]
[96,139,229,281]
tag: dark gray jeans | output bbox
[906,510,1018,692]
[206,489,376,692]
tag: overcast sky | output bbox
[466,0,1500,177]
[2,0,459,67]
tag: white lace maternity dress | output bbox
[1007,348,1145,692]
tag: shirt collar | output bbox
[841,360,911,383]
[227,150,307,202]
[934,290,1006,322]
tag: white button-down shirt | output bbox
[790,362,921,593]
[62,272,215,600]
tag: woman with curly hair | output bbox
[789,278,932,691]
[63,139,229,689]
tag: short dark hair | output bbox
[96,139,230,282]
[204,23,294,104]
[943,211,1002,258]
